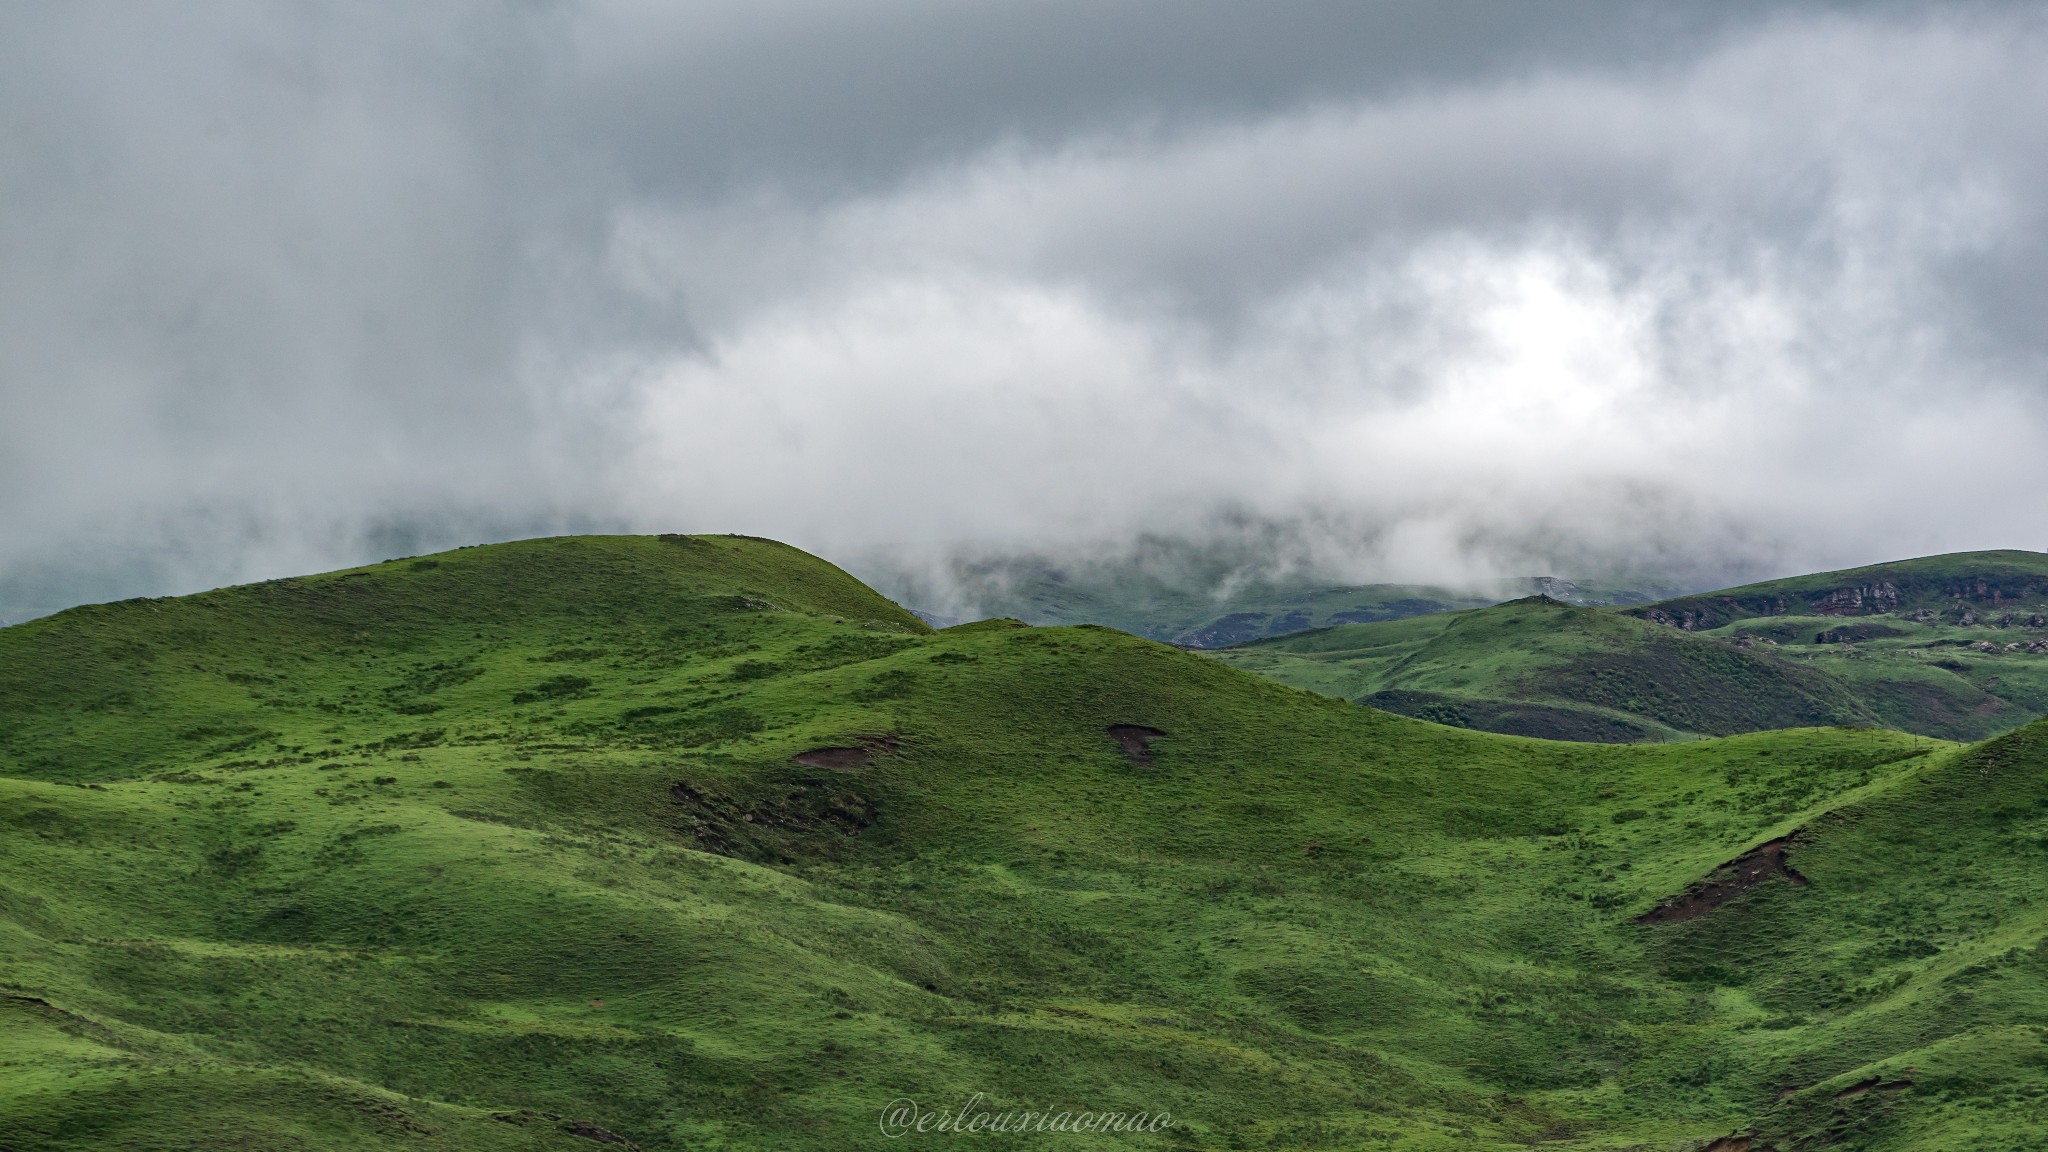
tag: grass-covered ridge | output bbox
[4,535,2048,1150]
[1213,553,2048,744]
[1213,596,1877,743]
[0,533,926,783]
[1626,550,2048,632]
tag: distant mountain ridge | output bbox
[871,556,1690,648]
[1215,550,2048,743]
[1627,550,2048,631]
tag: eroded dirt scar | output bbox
[791,735,900,772]
[1106,724,1167,764]
[1637,834,1809,925]
[667,779,876,863]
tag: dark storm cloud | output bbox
[2,1,2045,621]
[565,1,1809,193]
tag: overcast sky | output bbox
[4,1,2047,620]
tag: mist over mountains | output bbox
[5,1,2048,620]
[839,529,1707,641]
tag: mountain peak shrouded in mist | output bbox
[4,2,2048,616]
[841,532,1710,647]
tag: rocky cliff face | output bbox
[1637,594,1790,631]
[1633,563,2048,632]
[1810,581,1900,616]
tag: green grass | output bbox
[1212,596,1879,743]
[1213,554,2048,744]
[4,536,2048,1149]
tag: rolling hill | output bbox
[1213,552,2048,744]
[5,536,2048,1150]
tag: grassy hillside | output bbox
[5,536,2048,1149]
[1628,552,2048,741]
[1215,554,2048,744]
[1214,596,1883,742]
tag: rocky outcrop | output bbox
[1809,581,1900,616]
[1636,595,1789,631]
[1632,560,2048,635]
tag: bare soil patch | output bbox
[1,992,125,1046]
[1833,1077,1912,1100]
[668,779,876,861]
[562,1119,638,1146]
[793,747,870,770]
[1637,835,1809,925]
[793,735,900,771]
[1106,724,1167,764]
[1700,1136,1751,1152]
[493,1112,640,1149]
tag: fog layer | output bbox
[3,3,2044,619]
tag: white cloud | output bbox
[610,12,2048,587]
[3,3,2047,619]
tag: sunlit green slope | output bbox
[3,536,2048,1150]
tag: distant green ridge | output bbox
[1627,549,2048,631]
[1218,595,1878,742]
[1212,552,2048,744]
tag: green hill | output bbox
[6,536,2048,1149]
[1627,550,2048,633]
[1634,552,2048,742]
[1214,552,2048,744]
[1214,595,1882,742]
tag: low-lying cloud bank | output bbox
[3,3,2045,620]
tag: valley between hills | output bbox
[5,536,2048,1150]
